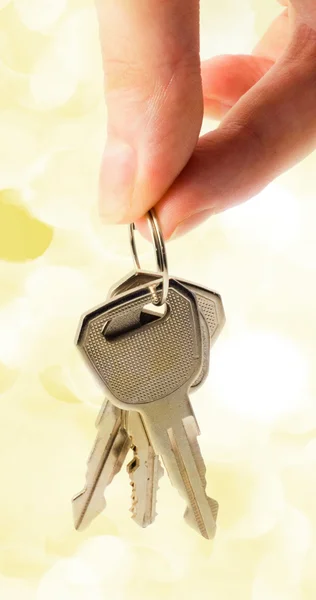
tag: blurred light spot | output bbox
[0,361,18,393]
[230,468,285,538]
[0,262,27,307]
[0,266,96,367]
[24,266,95,320]
[0,542,49,578]
[77,536,132,583]
[252,508,311,600]
[28,149,99,228]
[37,558,103,600]
[200,0,255,57]
[219,184,301,252]
[302,545,316,598]
[0,16,46,74]
[39,365,81,404]
[304,439,316,462]
[0,575,34,600]
[14,0,67,31]
[64,353,104,408]
[130,544,186,583]
[30,35,78,109]
[0,111,45,186]
[196,389,270,463]
[0,297,31,365]
[30,53,77,110]
[57,9,102,82]
[29,8,100,110]
[211,331,307,422]
[0,189,53,261]
[205,461,283,535]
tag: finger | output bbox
[95,0,202,224]
[253,8,290,60]
[201,55,274,120]
[152,21,316,238]
[201,11,290,120]
[291,0,316,29]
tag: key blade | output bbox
[141,394,218,540]
[72,402,130,531]
[181,414,219,525]
[127,411,164,528]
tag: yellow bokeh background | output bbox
[1,1,316,598]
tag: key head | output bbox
[109,270,225,346]
[77,279,202,408]
[108,269,161,299]
[178,279,226,390]
[179,279,226,347]
[109,270,225,391]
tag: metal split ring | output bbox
[129,209,169,305]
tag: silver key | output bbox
[110,269,225,390]
[109,272,224,527]
[72,401,130,531]
[142,397,219,538]
[73,278,165,531]
[77,278,218,538]
[107,270,223,527]
[127,411,164,527]
[72,394,162,531]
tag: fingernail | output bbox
[170,222,192,240]
[170,209,215,239]
[99,139,137,223]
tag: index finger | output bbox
[291,0,316,28]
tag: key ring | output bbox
[129,209,169,305]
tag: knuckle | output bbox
[104,58,149,93]
[104,49,199,95]
[237,121,269,158]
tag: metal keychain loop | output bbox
[129,209,169,305]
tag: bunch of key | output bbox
[72,211,225,539]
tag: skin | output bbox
[96,0,316,239]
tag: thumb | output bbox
[96,0,202,224]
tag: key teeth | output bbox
[157,460,164,480]
[209,498,219,522]
[127,445,139,520]
[128,452,164,527]
[183,496,219,540]
[72,490,107,532]
[130,479,138,518]
[183,505,217,540]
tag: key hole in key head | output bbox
[142,301,167,321]
[104,302,169,340]
[133,301,169,329]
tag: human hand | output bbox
[96,0,316,239]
